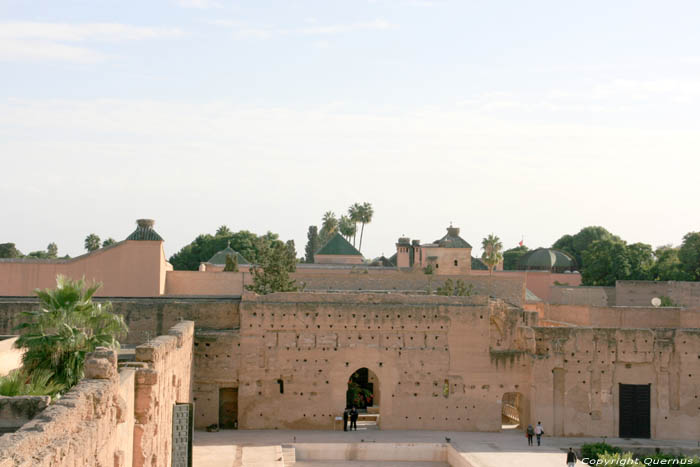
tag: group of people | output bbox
[342,406,359,431]
[525,421,545,446]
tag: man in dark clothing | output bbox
[566,447,577,467]
[350,406,358,431]
[526,424,534,446]
[343,408,349,432]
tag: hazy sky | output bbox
[2,0,699,260]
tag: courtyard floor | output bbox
[193,428,700,467]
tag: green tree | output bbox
[481,234,503,275]
[357,202,374,253]
[14,275,128,390]
[169,230,277,270]
[652,245,688,281]
[304,226,320,263]
[348,203,362,247]
[626,242,654,280]
[216,225,232,237]
[0,243,23,258]
[47,242,58,258]
[223,253,238,272]
[84,233,101,252]
[553,226,619,271]
[339,215,356,242]
[502,245,528,270]
[319,211,338,245]
[581,239,631,286]
[679,231,700,280]
[246,238,299,295]
[102,238,116,248]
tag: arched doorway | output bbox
[346,368,380,429]
[501,392,524,430]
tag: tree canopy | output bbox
[552,226,619,270]
[502,245,528,270]
[678,232,700,281]
[84,233,101,252]
[304,225,320,263]
[0,243,23,258]
[481,234,503,274]
[246,238,299,295]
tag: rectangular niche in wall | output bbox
[619,383,650,439]
[219,387,238,429]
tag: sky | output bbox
[2,0,700,260]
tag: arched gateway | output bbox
[346,367,381,429]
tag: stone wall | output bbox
[0,396,49,434]
[531,327,700,440]
[293,270,526,306]
[132,321,194,467]
[616,281,700,308]
[0,348,135,467]
[549,286,616,306]
[0,298,238,346]
[538,303,700,329]
[232,292,535,432]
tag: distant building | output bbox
[314,233,363,265]
[395,226,473,274]
[198,242,251,272]
[516,247,576,273]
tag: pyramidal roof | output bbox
[125,219,164,241]
[316,233,362,256]
[207,242,251,265]
[433,226,472,249]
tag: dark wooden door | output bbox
[219,388,238,429]
[619,384,650,438]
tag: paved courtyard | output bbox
[193,429,700,466]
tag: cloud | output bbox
[0,22,183,62]
[210,18,395,39]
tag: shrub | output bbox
[597,452,641,466]
[0,368,64,396]
[581,443,622,464]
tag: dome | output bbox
[516,248,575,272]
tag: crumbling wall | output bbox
[132,321,194,467]
[0,395,50,434]
[531,327,700,440]
[0,348,135,467]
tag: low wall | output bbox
[132,321,194,467]
[539,303,700,328]
[0,395,50,434]
[549,286,615,306]
[616,280,700,308]
[165,270,250,296]
[0,337,22,376]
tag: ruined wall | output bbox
[293,270,526,306]
[0,298,239,346]
[616,281,700,308]
[233,292,534,432]
[0,348,135,467]
[549,286,616,306]
[0,395,50,434]
[132,321,194,467]
[539,304,700,329]
[531,327,700,440]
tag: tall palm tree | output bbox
[216,225,232,237]
[481,234,504,276]
[339,215,356,241]
[84,233,100,252]
[357,202,374,254]
[348,203,362,247]
[320,211,338,244]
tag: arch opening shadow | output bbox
[501,392,523,430]
[346,368,381,430]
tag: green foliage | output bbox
[47,242,58,258]
[581,239,630,286]
[423,264,434,275]
[553,226,620,270]
[102,238,116,248]
[679,231,700,280]
[0,368,64,396]
[304,225,320,263]
[596,452,641,466]
[659,296,677,307]
[169,229,279,270]
[0,242,23,258]
[503,245,528,270]
[339,215,356,241]
[223,253,238,272]
[652,245,689,281]
[356,202,374,253]
[581,443,621,464]
[436,279,473,296]
[84,233,101,252]
[14,275,128,390]
[626,242,654,280]
[481,234,503,274]
[319,211,338,245]
[245,238,299,295]
[216,225,232,237]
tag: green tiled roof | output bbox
[517,248,575,270]
[125,219,164,241]
[434,226,472,249]
[316,233,362,256]
[207,245,250,265]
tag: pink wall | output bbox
[314,254,364,264]
[468,270,581,301]
[0,241,168,297]
[165,270,250,296]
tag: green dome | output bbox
[207,243,250,265]
[516,248,575,272]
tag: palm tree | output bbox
[348,203,362,247]
[319,211,338,244]
[481,234,504,275]
[216,225,232,237]
[46,242,58,258]
[357,202,374,253]
[84,233,100,252]
[14,275,128,390]
[339,215,356,241]
[102,238,116,248]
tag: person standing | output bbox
[350,406,358,431]
[526,424,534,446]
[343,408,349,432]
[566,447,577,467]
[535,421,544,446]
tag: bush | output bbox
[0,368,64,396]
[581,443,622,464]
[597,452,641,466]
